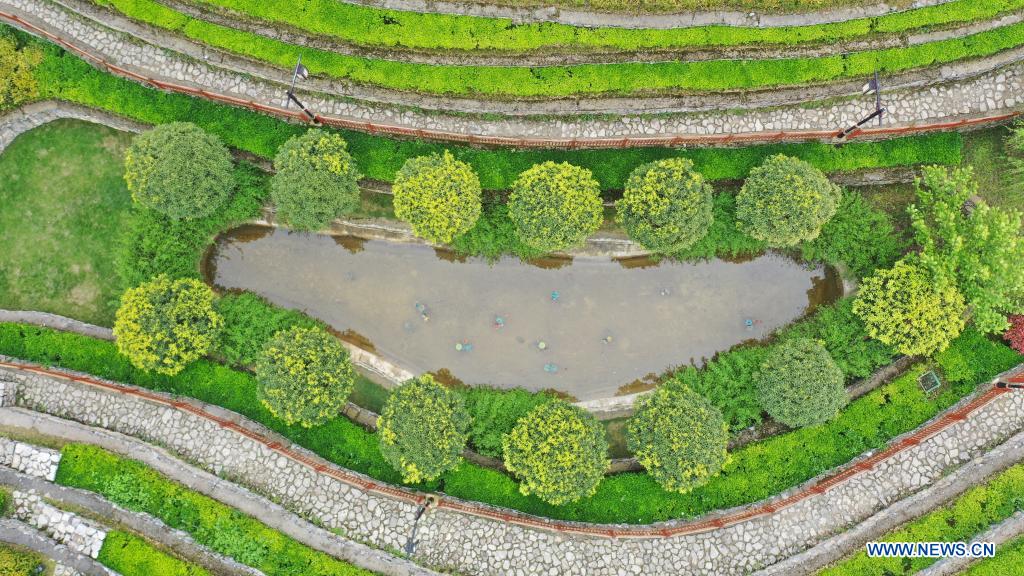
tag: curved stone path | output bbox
[2,0,1021,142]
[1,357,1022,575]
[159,0,1024,66]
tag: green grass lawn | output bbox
[0,119,133,326]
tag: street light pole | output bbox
[837,71,885,139]
[282,55,317,122]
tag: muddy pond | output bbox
[204,225,842,401]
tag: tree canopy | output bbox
[615,158,714,253]
[393,151,482,244]
[270,130,361,231]
[754,338,847,428]
[123,123,234,220]
[508,161,603,252]
[113,275,222,375]
[736,154,841,247]
[908,166,1024,334]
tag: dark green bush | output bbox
[459,387,555,458]
[98,531,209,576]
[270,130,361,231]
[449,203,543,262]
[59,445,372,576]
[780,298,897,380]
[123,122,234,220]
[755,338,847,428]
[214,292,321,366]
[800,191,905,278]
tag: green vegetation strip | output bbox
[821,464,1024,575]
[0,542,47,576]
[963,535,1024,575]
[179,0,1024,53]
[85,0,1024,97]
[18,31,962,191]
[1,323,1018,524]
[58,444,372,576]
[98,531,210,576]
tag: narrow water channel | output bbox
[204,225,841,401]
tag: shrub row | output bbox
[821,463,1024,575]
[83,0,1024,97]
[2,322,1017,523]
[58,444,372,576]
[17,28,961,190]
[172,0,1024,53]
[98,531,209,576]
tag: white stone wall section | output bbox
[0,437,60,481]
[13,490,107,559]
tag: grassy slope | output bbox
[89,0,1024,98]
[0,119,133,325]
[180,0,1024,53]
[963,535,1024,575]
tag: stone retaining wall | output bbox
[0,518,112,576]
[3,0,1022,140]
[2,358,1023,575]
[13,490,107,559]
[0,438,60,481]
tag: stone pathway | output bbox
[2,0,1021,140]
[1,358,1021,575]
[0,518,112,576]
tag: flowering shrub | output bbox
[1004,315,1024,354]
[393,151,482,244]
[615,158,714,253]
[508,161,603,252]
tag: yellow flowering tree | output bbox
[377,374,470,483]
[113,275,223,376]
[853,258,967,357]
[754,338,847,428]
[502,400,608,505]
[508,161,603,252]
[0,33,42,112]
[271,130,361,230]
[615,158,714,253]
[736,154,841,247]
[123,123,234,219]
[255,326,354,428]
[392,151,482,244]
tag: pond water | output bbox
[204,225,841,401]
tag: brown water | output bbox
[205,225,841,401]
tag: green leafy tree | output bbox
[736,154,842,247]
[271,130,361,230]
[393,151,482,244]
[0,33,42,111]
[908,166,1024,334]
[615,158,714,253]
[113,275,222,375]
[508,161,603,252]
[853,258,966,357]
[800,190,905,278]
[123,123,234,220]
[377,374,470,483]
[255,326,354,428]
[755,338,847,428]
[502,400,608,505]
[627,384,729,493]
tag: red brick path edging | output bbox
[1,358,1018,540]
[1,9,1021,150]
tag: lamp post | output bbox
[282,55,317,122]
[837,71,885,139]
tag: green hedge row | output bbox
[18,28,962,191]
[98,531,209,576]
[821,463,1024,575]
[84,0,1024,97]
[59,444,373,576]
[2,322,1017,524]
[147,0,1024,53]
